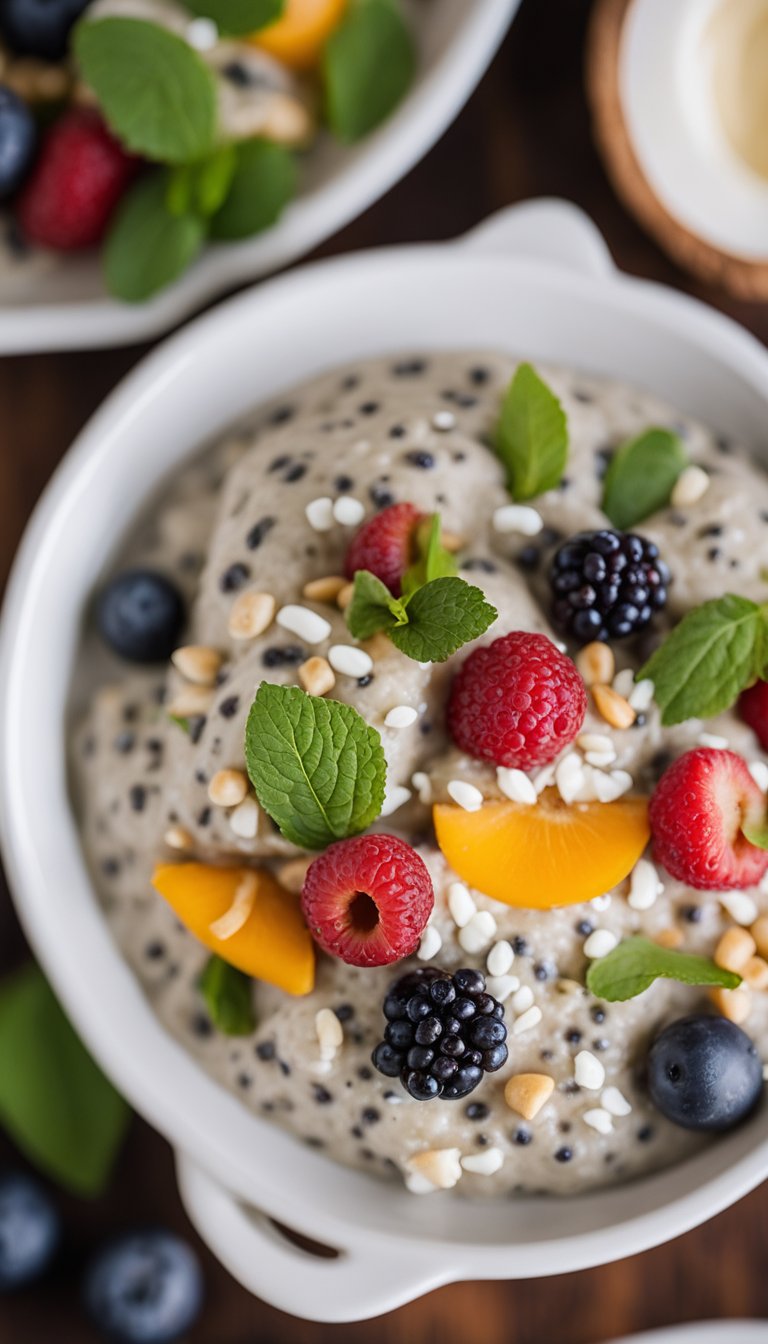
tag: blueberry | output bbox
[0,0,90,58]
[647,1015,763,1132]
[0,1172,59,1290]
[0,87,35,201]
[84,1230,203,1344]
[97,570,185,663]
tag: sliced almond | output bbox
[171,644,222,687]
[592,683,636,729]
[228,590,276,641]
[576,641,615,687]
[164,824,193,851]
[167,685,214,718]
[298,656,335,697]
[715,926,756,974]
[302,575,347,603]
[504,1072,555,1121]
[208,769,249,808]
[209,871,257,940]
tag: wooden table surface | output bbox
[2,1,768,1340]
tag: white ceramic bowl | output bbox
[606,1326,768,1344]
[0,0,518,355]
[3,199,768,1324]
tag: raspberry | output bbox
[344,502,423,597]
[549,529,670,644]
[649,748,768,891]
[739,680,768,752]
[372,966,508,1100]
[301,834,433,967]
[16,108,138,250]
[447,631,587,770]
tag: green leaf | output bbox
[167,145,237,219]
[74,18,217,164]
[390,577,497,663]
[0,966,130,1196]
[586,937,741,1003]
[637,595,768,726]
[496,362,568,501]
[323,0,416,143]
[199,956,256,1035]
[183,0,283,37]
[602,428,688,529]
[743,817,768,850]
[401,514,458,599]
[105,173,207,303]
[209,139,297,241]
[168,713,191,735]
[346,569,408,640]
[245,683,386,849]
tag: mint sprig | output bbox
[200,956,256,1035]
[496,363,568,501]
[324,0,415,142]
[209,139,297,241]
[637,595,768,726]
[183,0,283,36]
[586,937,741,1003]
[347,570,496,662]
[401,513,458,598]
[105,173,207,303]
[602,428,687,529]
[245,683,386,849]
[347,570,408,640]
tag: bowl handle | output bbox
[460,199,615,277]
[175,1152,453,1323]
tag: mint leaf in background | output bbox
[323,0,416,143]
[602,428,687,529]
[209,139,297,241]
[390,577,497,663]
[637,595,768,725]
[0,966,129,1197]
[167,145,237,219]
[245,684,386,849]
[496,362,568,501]
[401,513,458,599]
[183,0,283,36]
[105,173,207,303]
[587,937,741,1003]
[743,817,768,850]
[200,956,256,1035]
[74,18,217,164]
[346,569,407,640]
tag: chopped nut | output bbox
[209,871,256,939]
[298,656,335,697]
[655,926,684,950]
[751,915,768,959]
[164,824,193,851]
[167,685,214,717]
[228,590,276,640]
[337,582,355,610]
[362,632,392,660]
[171,644,222,687]
[592,683,636,729]
[710,984,752,1024]
[715,926,756,973]
[406,1148,462,1190]
[504,1072,555,1120]
[742,956,768,990]
[6,57,71,103]
[441,530,466,553]
[208,769,249,808]
[278,857,312,894]
[229,797,259,840]
[315,1007,343,1061]
[576,641,615,686]
[302,575,347,603]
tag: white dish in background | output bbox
[0,0,518,355]
[605,1324,768,1344]
[3,199,768,1322]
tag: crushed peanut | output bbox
[592,683,636,729]
[298,656,336,697]
[710,984,752,1025]
[654,926,684,950]
[171,644,222,687]
[441,530,466,553]
[163,824,193,851]
[576,641,615,686]
[504,1072,555,1120]
[751,916,768,959]
[227,590,276,640]
[278,857,312,894]
[336,582,355,610]
[406,1148,462,1191]
[714,926,756,974]
[742,956,768,991]
[208,769,249,808]
[167,685,213,718]
[302,575,347,603]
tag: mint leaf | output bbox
[602,429,687,529]
[743,817,768,850]
[245,683,386,848]
[324,0,415,143]
[200,956,255,1035]
[0,966,130,1196]
[209,139,297,241]
[75,19,217,164]
[347,570,408,640]
[401,514,458,599]
[496,363,568,501]
[390,577,497,663]
[587,937,741,1003]
[184,0,283,36]
[168,713,191,734]
[167,145,237,218]
[105,173,206,302]
[637,595,768,725]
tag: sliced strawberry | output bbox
[649,748,768,890]
[344,502,423,597]
[739,680,768,753]
[301,834,434,967]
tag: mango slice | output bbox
[250,0,347,69]
[152,863,315,995]
[433,791,650,910]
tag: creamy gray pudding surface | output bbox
[72,352,768,1197]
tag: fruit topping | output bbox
[647,1014,763,1131]
[0,86,36,201]
[0,0,89,60]
[344,501,423,596]
[739,679,768,752]
[371,966,508,1100]
[97,569,185,664]
[649,748,768,891]
[549,528,669,644]
[0,1171,60,1289]
[301,834,433,967]
[152,864,315,996]
[84,1230,203,1344]
[251,0,347,69]
[434,792,650,909]
[447,631,587,769]
[17,108,138,250]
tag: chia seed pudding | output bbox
[71,351,768,1197]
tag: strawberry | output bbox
[739,680,768,753]
[649,748,768,890]
[16,108,138,251]
[301,834,433,967]
[344,502,423,597]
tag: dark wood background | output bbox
[2,1,768,1339]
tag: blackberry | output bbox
[371,967,508,1101]
[549,529,669,644]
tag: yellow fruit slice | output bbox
[433,791,650,910]
[152,863,315,995]
[250,0,347,69]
